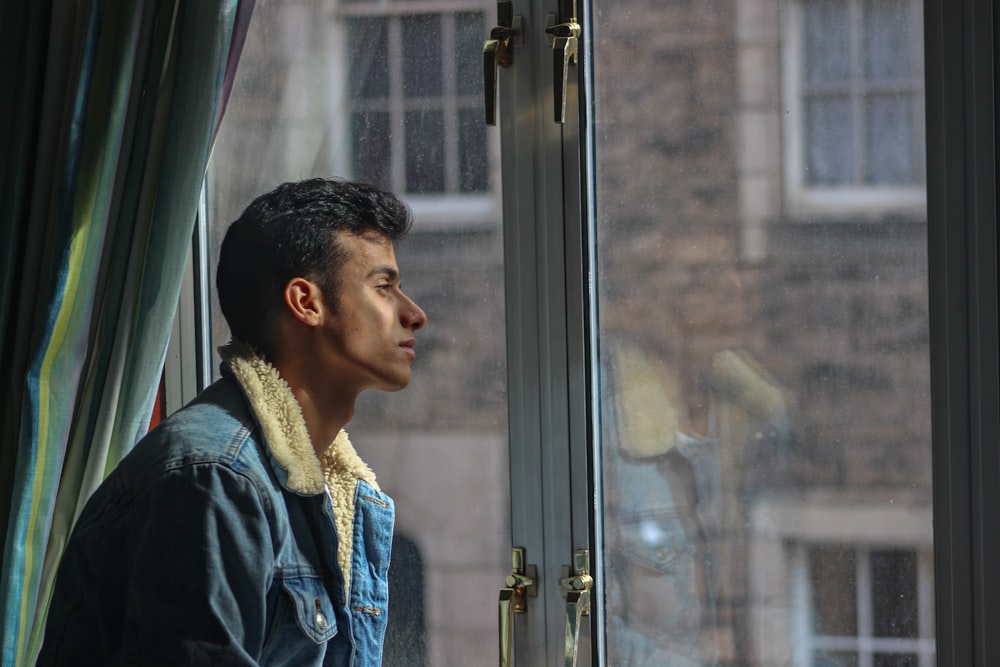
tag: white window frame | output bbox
[791,542,936,667]
[781,0,926,221]
[329,0,501,231]
[748,494,935,666]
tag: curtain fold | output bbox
[0,1,255,664]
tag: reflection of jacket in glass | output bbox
[605,430,720,667]
[40,348,393,667]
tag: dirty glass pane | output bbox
[352,111,392,186]
[864,0,913,82]
[810,546,857,636]
[402,15,443,98]
[866,96,916,184]
[591,0,933,665]
[807,96,853,184]
[871,549,918,638]
[455,12,484,96]
[805,1,850,85]
[205,2,507,666]
[405,110,445,192]
[347,17,388,99]
[458,108,488,192]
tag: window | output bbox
[782,0,925,218]
[796,544,936,667]
[749,498,935,665]
[340,1,497,227]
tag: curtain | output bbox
[0,1,254,664]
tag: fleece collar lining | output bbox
[220,342,378,589]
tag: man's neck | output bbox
[273,359,356,458]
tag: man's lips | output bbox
[400,338,416,360]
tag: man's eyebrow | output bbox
[367,265,399,281]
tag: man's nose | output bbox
[401,293,427,331]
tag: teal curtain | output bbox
[0,1,254,664]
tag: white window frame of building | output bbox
[791,543,936,667]
[748,494,935,666]
[781,0,925,221]
[735,0,927,261]
[330,0,500,231]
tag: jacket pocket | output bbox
[278,575,339,644]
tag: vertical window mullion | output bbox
[793,545,812,666]
[388,15,406,192]
[857,547,874,667]
[850,0,865,185]
[918,550,935,667]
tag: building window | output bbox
[342,5,489,198]
[794,543,936,667]
[783,0,925,219]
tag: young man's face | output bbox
[316,230,427,396]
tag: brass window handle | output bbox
[559,550,593,667]
[544,18,580,124]
[483,1,522,126]
[498,547,537,666]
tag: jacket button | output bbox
[316,611,328,630]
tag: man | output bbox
[38,178,427,666]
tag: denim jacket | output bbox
[39,345,394,667]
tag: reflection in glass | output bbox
[592,0,932,664]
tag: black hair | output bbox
[216,177,412,358]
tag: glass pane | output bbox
[205,2,507,666]
[352,111,392,188]
[874,654,918,667]
[458,108,488,192]
[864,0,913,83]
[591,1,933,666]
[348,17,389,100]
[804,0,850,86]
[871,549,918,638]
[455,12,485,97]
[402,15,443,98]
[810,546,858,636]
[404,110,445,193]
[806,95,853,184]
[866,95,916,185]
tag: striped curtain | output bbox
[0,1,254,664]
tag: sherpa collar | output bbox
[219,341,379,587]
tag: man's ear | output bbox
[283,277,325,327]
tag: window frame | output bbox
[749,496,935,665]
[781,0,926,222]
[163,0,1000,663]
[793,543,936,666]
[334,0,502,229]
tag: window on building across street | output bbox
[782,0,925,219]
[340,1,495,227]
[793,544,936,667]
